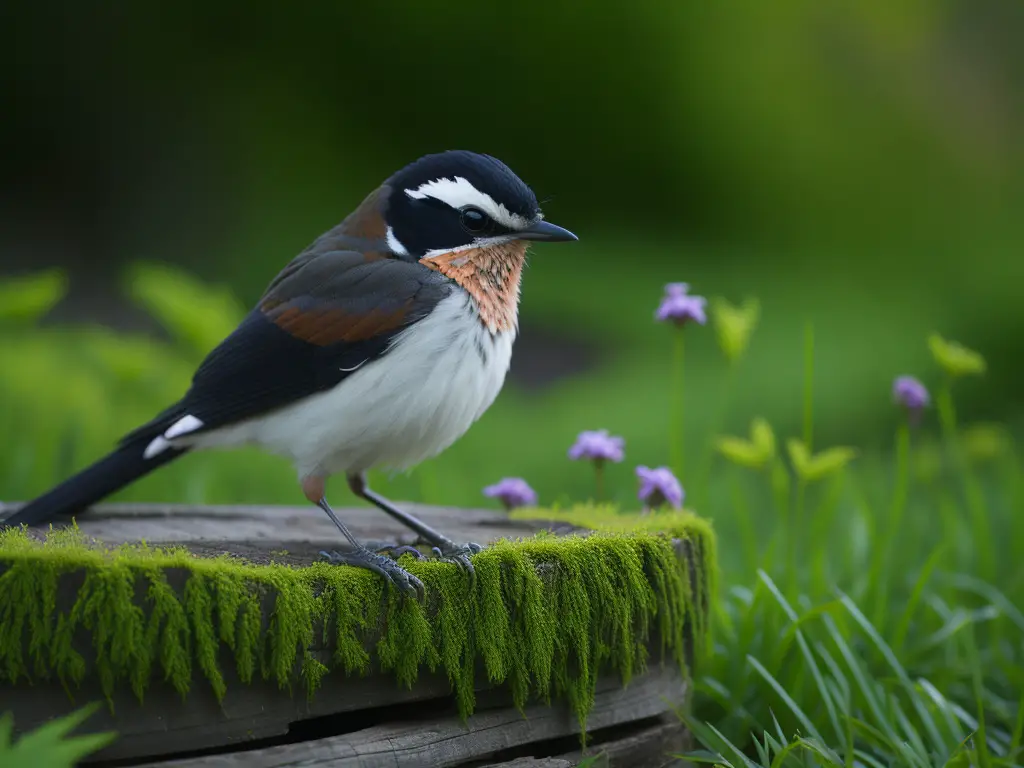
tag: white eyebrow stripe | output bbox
[404,176,531,230]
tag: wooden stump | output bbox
[0,502,710,768]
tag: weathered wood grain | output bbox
[556,720,691,767]
[480,758,575,768]
[135,663,687,768]
[9,664,473,759]
[0,501,564,566]
[0,500,545,543]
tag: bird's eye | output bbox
[459,206,491,234]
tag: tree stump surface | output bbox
[0,502,703,768]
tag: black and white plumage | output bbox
[4,150,578,597]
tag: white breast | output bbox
[192,291,516,478]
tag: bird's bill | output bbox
[516,219,578,242]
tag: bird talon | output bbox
[426,540,481,584]
[319,548,425,601]
[376,544,427,561]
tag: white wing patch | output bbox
[404,176,531,231]
[142,436,172,460]
[164,414,204,440]
[142,414,205,459]
[385,226,409,256]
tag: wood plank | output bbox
[0,502,549,565]
[2,504,701,764]
[556,719,691,767]
[480,759,575,768]
[0,501,541,545]
[135,663,687,768]
[13,666,468,761]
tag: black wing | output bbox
[122,250,452,445]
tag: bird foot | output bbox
[375,539,482,585]
[319,548,425,602]
[430,539,483,582]
[375,544,428,560]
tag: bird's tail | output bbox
[1,441,188,528]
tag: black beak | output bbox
[516,219,578,243]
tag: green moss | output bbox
[509,505,719,650]
[0,508,715,734]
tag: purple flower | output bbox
[568,429,625,463]
[483,477,537,510]
[893,375,929,412]
[665,282,690,296]
[636,466,685,510]
[655,283,707,327]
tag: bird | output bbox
[2,150,578,598]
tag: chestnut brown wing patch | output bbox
[260,298,415,346]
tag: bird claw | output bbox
[375,544,428,561]
[429,540,483,583]
[319,548,425,602]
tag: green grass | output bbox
[1,250,1022,766]
[678,325,1021,766]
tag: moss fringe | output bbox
[0,508,715,732]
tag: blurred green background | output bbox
[3,0,1023,512]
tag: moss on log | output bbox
[0,503,715,764]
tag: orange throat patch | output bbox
[419,241,527,333]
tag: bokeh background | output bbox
[3,0,1023,516]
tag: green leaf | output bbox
[804,447,857,482]
[715,436,767,470]
[711,296,760,364]
[1,704,117,767]
[125,261,246,358]
[787,439,856,483]
[750,418,776,459]
[715,418,777,471]
[928,333,986,378]
[0,269,68,323]
[787,438,811,478]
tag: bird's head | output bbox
[381,150,577,260]
[318,151,576,333]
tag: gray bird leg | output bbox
[301,476,424,600]
[347,472,482,579]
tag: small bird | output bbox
[3,150,577,597]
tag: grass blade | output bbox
[891,544,946,657]
[918,677,969,748]
[747,655,825,745]
[822,614,921,765]
[965,627,994,767]
[837,590,948,755]
[1008,688,1024,760]
[758,570,844,742]
[942,572,1024,634]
